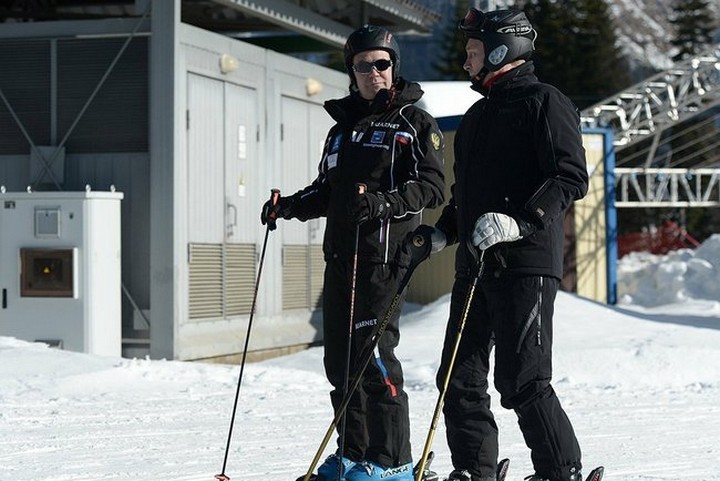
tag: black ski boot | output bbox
[445,458,510,481]
[523,466,604,481]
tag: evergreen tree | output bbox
[431,0,633,108]
[670,0,716,61]
[432,0,473,80]
[665,1,718,241]
[524,0,631,109]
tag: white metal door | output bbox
[224,82,259,244]
[187,73,224,244]
[280,96,333,310]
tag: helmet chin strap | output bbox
[479,66,490,79]
[472,66,490,85]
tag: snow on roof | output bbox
[416,81,481,119]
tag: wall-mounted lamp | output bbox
[306,78,323,97]
[220,53,239,74]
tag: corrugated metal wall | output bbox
[0,35,150,344]
[0,39,51,153]
[0,37,147,155]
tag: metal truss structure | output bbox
[581,45,720,207]
[615,167,720,207]
[580,45,720,151]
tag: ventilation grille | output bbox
[188,243,257,320]
[283,245,324,311]
[225,244,256,316]
[283,245,308,310]
[310,245,324,310]
[188,244,223,320]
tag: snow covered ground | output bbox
[2,237,720,481]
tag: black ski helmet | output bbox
[343,25,400,84]
[459,8,536,72]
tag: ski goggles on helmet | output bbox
[352,58,393,74]
[459,8,486,35]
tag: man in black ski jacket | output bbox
[416,8,589,481]
[261,25,445,481]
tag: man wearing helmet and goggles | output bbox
[414,7,591,481]
[261,25,445,481]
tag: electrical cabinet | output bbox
[0,191,123,356]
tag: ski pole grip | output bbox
[265,188,282,229]
[270,188,281,206]
[356,183,367,195]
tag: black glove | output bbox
[260,195,293,231]
[411,224,447,255]
[349,191,392,224]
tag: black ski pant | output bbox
[322,256,412,468]
[439,274,582,481]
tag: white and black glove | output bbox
[471,212,523,250]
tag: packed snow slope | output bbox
[2,237,720,480]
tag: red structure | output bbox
[618,220,700,258]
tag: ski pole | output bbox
[414,246,486,481]
[337,183,367,479]
[302,232,433,481]
[215,189,280,481]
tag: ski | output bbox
[414,451,438,481]
[295,451,442,481]
[496,458,510,481]
[584,466,604,481]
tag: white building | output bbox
[0,0,440,361]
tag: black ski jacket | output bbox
[436,61,588,279]
[286,79,445,266]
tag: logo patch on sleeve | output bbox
[431,132,442,151]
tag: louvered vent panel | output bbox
[310,245,324,310]
[57,38,148,153]
[188,244,223,320]
[0,39,51,153]
[225,244,256,316]
[283,245,309,310]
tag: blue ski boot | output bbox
[316,453,357,481]
[345,460,413,481]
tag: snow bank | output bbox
[617,233,720,306]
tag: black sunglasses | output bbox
[352,59,393,74]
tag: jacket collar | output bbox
[471,61,537,97]
[324,77,423,126]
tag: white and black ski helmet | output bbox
[459,8,536,72]
[343,25,400,83]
